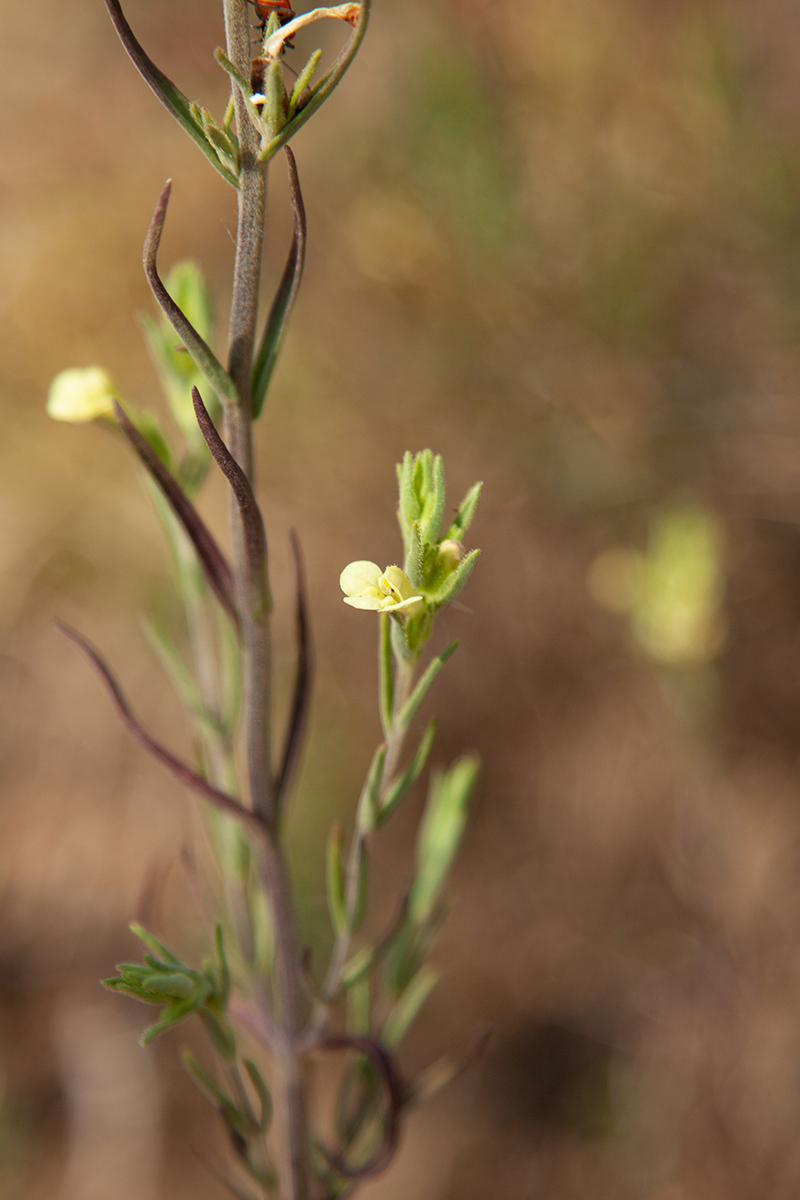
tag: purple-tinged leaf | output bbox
[113,402,238,628]
[143,183,239,409]
[57,623,265,839]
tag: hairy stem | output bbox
[222,2,308,1196]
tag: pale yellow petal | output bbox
[343,595,385,610]
[382,595,424,616]
[46,366,118,423]
[340,560,382,597]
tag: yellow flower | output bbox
[340,561,424,616]
[46,366,118,423]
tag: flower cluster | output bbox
[340,450,481,656]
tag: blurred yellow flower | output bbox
[46,366,118,423]
[588,504,725,667]
[340,561,424,616]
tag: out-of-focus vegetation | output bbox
[5,0,800,1195]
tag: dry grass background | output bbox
[5,0,800,1196]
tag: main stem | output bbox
[222,3,309,1197]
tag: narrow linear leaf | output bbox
[252,147,307,417]
[141,996,196,1044]
[103,0,238,187]
[397,641,458,732]
[341,946,374,988]
[396,451,420,544]
[432,548,480,611]
[114,401,237,626]
[444,481,483,542]
[408,1028,492,1105]
[129,922,182,965]
[214,924,230,1003]
[243,1059,273,1133]
[356,744,387,837]
[56,623,265,838]
[275,529,312,813]
[379,720,436,825]
[409,756,479,925]
[200,1010,237,1060]
[143,182,239,409]
[420,454,445,544]
[192,389,269,614]
[348,841,368,936]
[405,521,424,590]
[327,822,347,935]
[182,1050,239,1114]
[382,964,438,1049]
[288,48,323,119]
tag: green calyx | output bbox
[393,450,482,656]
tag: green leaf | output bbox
[405,520,425,589]
[341,945,374,988]
[420,454,445,544]
[348,841,369,936]
[444,481,482,542]
[326,822,347,935]
[243,1059,273,1133]
[129,923,182,965]
[141,996,197,1044]
[397,641,459,731]
[214,924,230,1005]
[182,1051,255,1132]
[409,756,479,925]
[432,548,480,610]
[262,56,288,140]
[379,720,436,825]
[356,744,387,837]
[382,965,438,1048]
[252,148,306,417]
[142,972,195,999]
[200,1010,237,1060]
[378,614,394,739]
[103,0,239,187]
[397,450,420,548]
[287,49,322,120]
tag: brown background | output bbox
[4,0,800,1196]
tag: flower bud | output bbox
[437,539,464,571]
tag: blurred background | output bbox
[4,0,800,1195]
